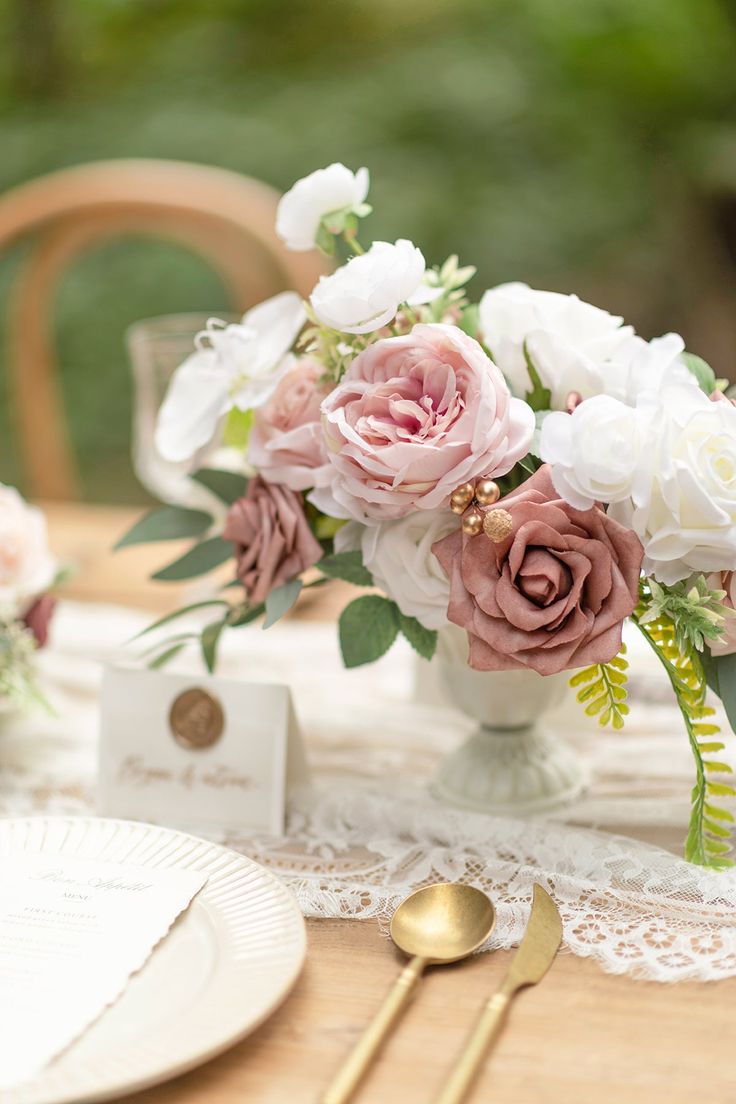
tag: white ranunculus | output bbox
[155,291,305,462]
[540,394,656,511]
[310,239,426,335]
[478,282,634,407]
[609,384,736,584]
[0,486,55,616]
[276,163,370,252]
[355,509,458,630]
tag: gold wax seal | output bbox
[483,508,514,543]
[169,688,224,750]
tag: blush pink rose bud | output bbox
[248,358,332,491]
[223,477,322,605]
[315,322,534,522]
[22,594,56,648]
[432,465,644,675]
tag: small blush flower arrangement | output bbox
[0,485,57,709]
[121,163,736,867]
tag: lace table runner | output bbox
[2,601,736,982]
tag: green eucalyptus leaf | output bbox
[263,578,303,629]
[115,506,212,549]
[201,617,227,673]
[148,642,188,670]
[152,536,233,582]
[339,595,399,668]
[131,600,230,641]
[317,551,373,587]
[191,468,248,504]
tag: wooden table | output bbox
[44,503,736,1104]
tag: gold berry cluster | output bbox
[449,479,514,543]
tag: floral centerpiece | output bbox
[0,485,56,710]
[121,163,736,867]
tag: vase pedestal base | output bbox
[431,722,588,816]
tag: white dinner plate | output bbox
[1,816,307,1104]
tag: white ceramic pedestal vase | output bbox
[431,627,588,814]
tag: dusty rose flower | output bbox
[223,477,322,605]
[432,465,643,675]
[248,358,332,491]
[22,594,56,648]
[311,323,534,522]
[707,571,736,656]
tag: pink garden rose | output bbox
[707,571,736,656]
[223,477,322,605]
[432,465,643,675]
[248,358,332,491]
[311,323,534,522]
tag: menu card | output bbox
[0,853,207,1089]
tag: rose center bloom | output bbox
[354,364,465,447]
[515,547,573,607]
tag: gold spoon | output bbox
[320,883,496,1104]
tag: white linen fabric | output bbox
[2,602,736,982]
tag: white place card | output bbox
[0,853,206,1089]
[98,666,309,836]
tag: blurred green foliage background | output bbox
[2,0,736,501]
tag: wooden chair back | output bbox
[0,159,326,499]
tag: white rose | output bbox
[276,163,370,252]
[598,332,697,405]
[155,291,305,462]
[609,384,736,584]
[349,509,458,630]
[0,486,55,616]
[478,282,634,407]
[540,394,656,511]
[310,239,426,334]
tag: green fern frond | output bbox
[634,586,734,869]
[569,644,629,730]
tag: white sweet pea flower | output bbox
[310,239,426,334]
[609,384,736,584]
[478,282,634,407]
[0,485,55,617]
[337,510,458,630]
[276,163,370,252]
[540,394,656,511]
[155,291,305,462]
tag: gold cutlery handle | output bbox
[434,990,511,1104]
[321,955,427,1104]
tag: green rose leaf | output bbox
[191,468,249,505]
[152,536,233,581]
[398,613,437,661]
[263,578,303,629]
[681,352,717,396]
[115,506,213,549]
[523,342,552,411]
[339,595,399,668]
[317,551,374,587]
[714,652,736,734]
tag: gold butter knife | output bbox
[434,884,562,1104]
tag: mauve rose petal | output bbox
[224,477,322,606]
[432,463,644,675]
